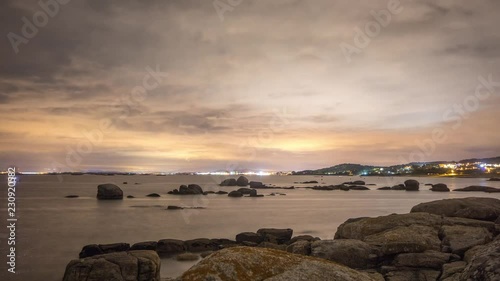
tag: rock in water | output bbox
[236,232,264,244]
[130,241,157,251]
[236,176,249,186]
[257,228,293,244]
[454,186,500,193]
[249,181,265,188]
[236,188,254,195]
[228,190,243,197]
[430,183,450,192]
[220,178,237,186]
[157,239,185,256]
[404,179,420,191]
[410,197,500,221]
[97,183,123,200]
[63,250,160,281]
[180,247,378,281]
[174,184,204,195]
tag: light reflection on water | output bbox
[0,174,499,280]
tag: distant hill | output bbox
[458,156,500,164]
[293,156,500,176]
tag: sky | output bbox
[0,0,499,172]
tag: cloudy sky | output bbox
[0,0,499,172]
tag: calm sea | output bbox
[1,174,499,280]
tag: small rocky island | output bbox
[63,197,500,281]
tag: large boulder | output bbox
[404,179,420,191]
[392,250,452,269]
[335,213,442,240]
[257,228,293,244]
[411,197,500,222]
[220,178,237,186]
[286,240,311,256]
[440,225,493,256]
[460,238,500,280]
[363,225,441,256]
[156,239,185,256]
[63,250,160,281]
[236,232,264,244]
[97,184,123,200]
[180,247,378,281]
[236,176,249,186]
[311,239,379,269]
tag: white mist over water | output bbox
[1,174,499,280]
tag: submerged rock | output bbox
[176,253,199,261]
[454,186,500,193]
[249,181,266,188]
[344,180,366,185]
[65,195,79,198]
[146,193,160,197]
[430,183,450,192]
[63,250,160,281]
[97,183,123,200]
[391,184,406,190]
[228,190,243,197]
[180,247,378,281]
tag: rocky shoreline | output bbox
[63,196,500,281]
[67,178,500,200]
